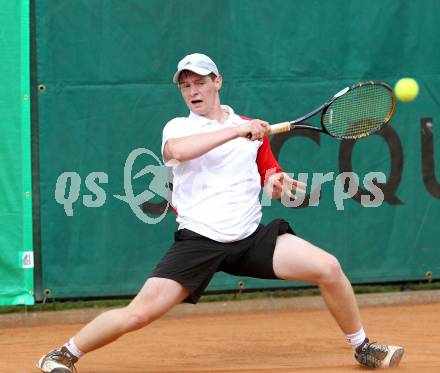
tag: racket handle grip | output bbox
[245,121,291,139]
[269,122,291,135]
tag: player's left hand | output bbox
[265,172,306,200]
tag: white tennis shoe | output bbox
[355,338,404,368]
[36,346,78,373]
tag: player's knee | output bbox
[319,255,343,284]
[124,309,155,332]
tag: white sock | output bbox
[346,328,367,350]
[64,338,84,359]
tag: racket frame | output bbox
[269,81,395,139]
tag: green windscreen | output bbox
[0,0,34,305]
[33,0,440,300]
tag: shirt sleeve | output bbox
[161,118,188,167]
[256,135,283,187]
[237,115,283,186]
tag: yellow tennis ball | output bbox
[394,78,419,102]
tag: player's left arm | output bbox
[256,136,305,201]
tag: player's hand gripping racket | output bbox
[248,81,395,140]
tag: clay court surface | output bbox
[1,298,439,373]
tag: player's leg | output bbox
[272,233,404,368]
[273,233,361,334]
[75,277,189,351]
[37,277,189,373]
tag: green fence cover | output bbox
[34,0,440,300]
[0,0,34,305]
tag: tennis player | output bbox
[37,53,404,372]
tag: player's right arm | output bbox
[163,119,268,164]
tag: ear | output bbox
[214,75,222,91]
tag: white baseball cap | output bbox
[173,53,219,83]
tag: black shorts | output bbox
[151,219,294,304]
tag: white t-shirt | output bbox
[162,105,281,243]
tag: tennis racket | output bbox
[248,81,395,140]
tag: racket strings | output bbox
[323,84,394,139]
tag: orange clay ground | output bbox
[0,301,439,373]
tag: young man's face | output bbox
[178,71,222,117]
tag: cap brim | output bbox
[173,66,213,83]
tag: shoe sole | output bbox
[36,364,71,373]
[389,347,404,368]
